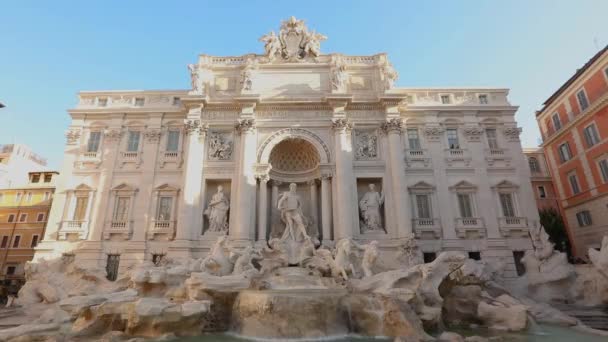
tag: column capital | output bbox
[236,118,256,134]
[307,179,319,186]
[256,173,270,183]
[321,172,333,180]
[331,118,353,133]
[381,118,403,134]
[184,119,208,136]
[271,179,283,187]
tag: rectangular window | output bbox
[513,251,526,276]
[43,192,51,201]
[440,95,451,104]
[113,197,130,221]
[31,235,39,248]
[152,254,165,266]
[538,186,547,198]
[568,173,581,195]
[552,113,562,130]
[172,97,181,105]
[599,159,608,183]
[499,193,516,217]
[36,213,45,222]
[157,196,172,221]
[486,128,499,149]
[6,266,16,275]
[15,193,22,203]
[166,130,180,152]
[134,98,145,107]
[447,129,459,149]
[44,174,52,183]
[415,194,432,219]
[12,236,20,248]
[423,252,437,263]
[7,214,15,223]
[98,98,108,107]
[127,131,141,152]
[106,254,120,281]
[583,124,600,147]
[87,131,102,152]
[73,196,88,221]
[468,252,481,260]
[18,214,27,223]
[31,174,40,183]
[576,210,592,227]
[457,193,473,218]
[407,129,421,150]
[0,236,8,248]
[577,89,589,111]
[558,143,572,163]
[26,192,32,203]
[478,94,488,104]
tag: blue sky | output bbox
[1,0,607,169]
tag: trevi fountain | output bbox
[3,17,608,342]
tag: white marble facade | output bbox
[35,17,536,278]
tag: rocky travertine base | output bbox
[3,235,606,341]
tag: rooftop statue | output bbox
[259,16,327,62]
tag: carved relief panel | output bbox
[354,129,379,160]
[207,131,234,161]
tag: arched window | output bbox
[528,157,540,173]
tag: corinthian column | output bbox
[383,118,411,237]
[232,118,257,242]
[308,179,319,239]
[320,174,332,243]
[331,118,356,240]
[176,115,207,242]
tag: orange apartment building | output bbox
[0,171,57,289]
[523,148,561,212]
[536,45,608,257]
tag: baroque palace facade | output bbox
[35,17,537,278]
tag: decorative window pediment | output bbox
[408,181,435,193]
[154,183,180,194]
[449,180,477,192]
[111,183,138,194]
[492,180,519,191]
[73,183,94,192]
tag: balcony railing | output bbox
[158,150,183,168]
[498,217,529,238]
[103,220,132,240]
[455,217,486,239]
[58,220,89,240]
[121,151,140,160]
[119,151,142,168]
[406,149,426,158]
[487,148,506,156]
[148,220,176,240]
[412,218,442,239]
[82,151,99,159]
[446,148,466,157]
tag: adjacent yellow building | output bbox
[0,171,57,289]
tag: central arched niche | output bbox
[268,138,320,181]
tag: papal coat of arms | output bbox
[259,16,327,62]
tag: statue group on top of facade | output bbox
[204,185,230,233]
[207,132,233,161]
[359,183,385,233]
[259,16,327,62]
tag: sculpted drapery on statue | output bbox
[277,183,309,243]
[204,186,230,233]
[359,183,385,233]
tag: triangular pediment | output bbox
[492,180,519,189]
[409,181,435,190]
[449,180,477,191]
[112,183,137,192]
[74,183,93,191]
[154,183,180,192]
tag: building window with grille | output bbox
[31,235,39,248]
[599,159,608,184]
[87,131,102,152]
[415,194,432,219]
[113,197,131,222]
[486,128,499,149]
[447,129,459,149]
[6,266,16,276]
[44,174,52,183]
[513,251,526,276]
[583,124,600,147]
[552,113,562,130]
[172,97,181,105]
[157,196,173,221]
[36,212,45,222]
[166,130,180,152]
[127,131,141,152]
[457,193,474,218]
[423,252,436,263]
[7,214,15,223]
[106,254,120,281]
[558,143,572,163]
[577,89,589,111]
[31,174,40,183]
[440,94,451,104]
[538,186,547,198]
[478,94,488,104]
[528,157,540,173]
[568,172,581,195]
[18,214,27,223]
[576,210,592,227]
[73,196,89,221]
[499,193,516,217]
[407,129,421,150]
[468,251,481,260]
[12,236,21,248]
[0,236,8,248]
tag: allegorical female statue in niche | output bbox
[359,183,385,232]
[204,185,230,232]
